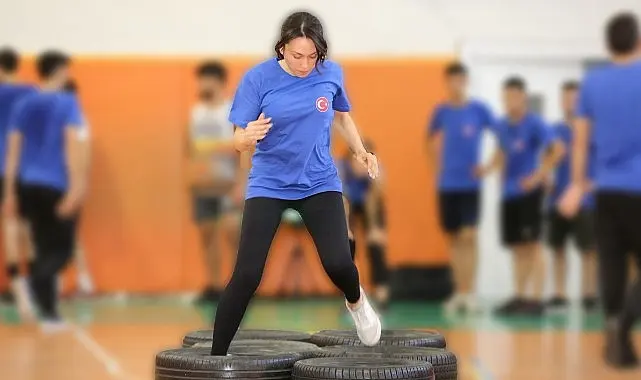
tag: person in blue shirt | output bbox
[208,11,381,356]
[546,81,598,312]
[427,62,496,315]
[0,46,37,319]
[2,50,89,332]
[558,12,641,368]
[340,139,389,309]
[492,77,565,316]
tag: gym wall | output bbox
[1,0,639,296]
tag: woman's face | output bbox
[282,37,317,77]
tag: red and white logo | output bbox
[316,96,329,112]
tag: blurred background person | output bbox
[545,80,598,312]
[340,139,390,309]
[0,46,36,319]
[558,12,641,368]
[427,62,495,314]
[493,77,564,316]
[59,78,95,297]
[186,61,241,304]
[3,50,89,331]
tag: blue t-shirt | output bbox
[339,158,370,206]
[0,83,37,175]
[548,122,596,210]
[229,58,350,200]
[9,91,84,191]
[496,113,556,200]
[428,99,495,191]
[576,59,641,193]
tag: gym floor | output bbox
[1,297,640,380]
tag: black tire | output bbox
[310,329,446,348]
[292,357,434,380]
[182,329,313,347]
[155,347,300,380]
[192,339,323,359]
[315,346,457,380]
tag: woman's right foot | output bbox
[346,286,381,346]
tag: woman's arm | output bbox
[333,112,367,156]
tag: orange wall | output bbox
[0,57,451,295]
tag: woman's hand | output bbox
[355,150,379,179]
[234,113,272,151]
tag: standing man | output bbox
[3,50,89,331]
[493,77,565,316]
[427,62,496,314]
[187,61,242,304]
[0,46,37,319]
[546,80,598,311]
[559,12,641,368]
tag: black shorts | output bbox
[348,199,386,230]
[596,191,641,260]
[0,176,28,218]
[192,195,224,223]
[547,208,595,252]
[501,188,543,245]
[438,191,481,234]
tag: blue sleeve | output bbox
[8,99,26,133]
[427,105,444,136]
[65,95,84,127]
[576,76,592,120]
[228,69,261,128]
[333,65,351,112]
[534,118,555,149]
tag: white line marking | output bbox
[71,324,139,380]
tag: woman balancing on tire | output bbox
[209,11,382,356]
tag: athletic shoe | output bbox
[346,286,381,346]
[463,294,482,314]
[494,297,524,315]
[443,293,465,315]
[40,318,69,334]
[77,271,95,295]
[582,297,598,311]
[12,277,36,323]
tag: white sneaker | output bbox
[40,318,69,334]
[463,294,481,314]
[443,293,465,315]
[11,277,36,323]
[346,286,381,346]
[78,271,95,295]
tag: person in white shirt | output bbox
[187,62,242,303]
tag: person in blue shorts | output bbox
[2,50,89,332]
[208,11,382,356]
[546,80,598,312]
[340,139,390,309]
[493,77,565,316]
[558,12,641,368]
[0,46,37,319]
[427,62,496,314]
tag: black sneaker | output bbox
[547,296,569,308]
[604,317,639,369]
[582,297,598,311]
[520,300,545,316]
[195,287,220,304]
[495,297,524,315]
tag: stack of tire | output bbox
[155,328,457,380]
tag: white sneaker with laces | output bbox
[346,286,381,346]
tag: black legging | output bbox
[595,192,641,331]
[210,191,361,355]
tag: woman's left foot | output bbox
[346,286,381,346]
